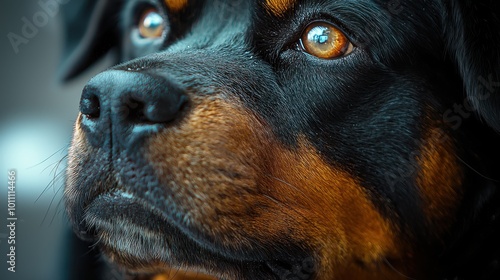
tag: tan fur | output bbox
[146,96,413,279]
[417,125,463,236]
[164,0,188,12]
[264,0,296,16]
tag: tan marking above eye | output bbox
[138,8,165,39]
[300,22,354,59]
[265,0,296,16]
[164,0,188,12]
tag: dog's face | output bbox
[64,0,500,279]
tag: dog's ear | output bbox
[444,0,500,132]
[59,0,121,81]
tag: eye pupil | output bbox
[308,26,330,44]
[316,35,329,44]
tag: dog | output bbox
[62,0,500,279]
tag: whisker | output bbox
[383,258,418,280]
[27,145,68,169]
[41,184,64,226]
[49,188,65,226]
[36,167,66,203]
[457,155,500,183]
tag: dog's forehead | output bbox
[163,0,298,17]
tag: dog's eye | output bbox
[299,22,353,59]
[138,8,165,39]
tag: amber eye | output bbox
[138,8,165,39]
[299,22,353,59]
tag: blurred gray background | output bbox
[0,1,111,279]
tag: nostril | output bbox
[81,95,100,118]
[127,98,148,123]
[144,94,188,123]
[80,86,101,119]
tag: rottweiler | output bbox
[62,0,500,279]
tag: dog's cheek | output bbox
[416,125,463,236]
[146,98,410,276]
[264,140,414,278]
[146,97,268,228]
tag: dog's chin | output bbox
[81,190,284,279]
[82,190,210,271]
[83,190,177,269]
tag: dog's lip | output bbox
[83,189,169,233]
[81,189,288,278]
[84,190,310,270]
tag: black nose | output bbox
[79,70,187,147]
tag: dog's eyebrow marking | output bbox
[164,0,188,12]
[265,0,296,16]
